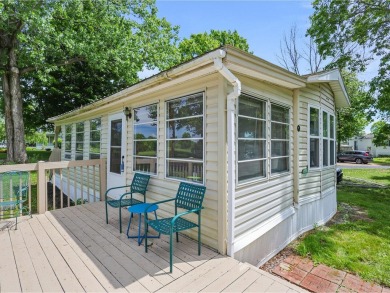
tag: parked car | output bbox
[336,167,343,184]
[337,150,373,164]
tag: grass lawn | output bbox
[374,156,390,166]
[294,169,390,286]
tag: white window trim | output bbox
[75,121,85,161]
[133,103,159,176]
[308,105,336,169]
[236,93,292,186]
[308,105,321,170]
[164,92,205,185]
[89,118,102,160]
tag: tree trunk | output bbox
[3,46,27,163]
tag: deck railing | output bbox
[0,158,106,214]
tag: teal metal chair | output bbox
[0,171,31,229]
[144,182,206,273]
[105,173,150,233]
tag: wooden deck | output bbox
[0,202,306,292]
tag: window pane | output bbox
[271,123,289,139]
[271,104,289,123]
[90,119,101,131]
[110,120,122,147]
[238,118,266,139]
[65,125,72,133]
[166,140,203,159]
[76,143,83,152]
[166,160,203,182]
[134,157,157,174]
[90,131,101,141]
[330,115,335,139]
[76,133,84,141]
[167,117,203,138]
[271,157,289,174]
[90,153,100,159]
[238,140,266,160]
[76,122,84,132]
[75,153,83,161]
[323,139,329,166]
[323,112,328,137]
[310,138,320,167]
[310,108,319,136]
[110,147,121,174]
[65,142,71,151]
[238,160,266,182]
[90,142,100,154]
[330,141,335,165]
[134,124,157,139]
[271,141,289,157]
[238,95,265,119]
[134,104,157,123]
[65,134,72,141]
[167,94,203,119]
[134,141,157,156]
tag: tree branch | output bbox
[20,56,85,75]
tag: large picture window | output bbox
[329,114,335,165]
[237,94,266,182]
[166,93,204,183]
[323,112,329,167]
[64,124,72,160]
[309,107,320,168]
[75,122,84,160]
[133,104,158,175]
[90,118,101,159]
[271,104,290,174]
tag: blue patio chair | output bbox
[144,182,206,273]
[105,173,150,233]
[0,171,31,229]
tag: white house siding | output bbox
[234,82,338,267]
[232,75,295,253]
[110,73,224,250]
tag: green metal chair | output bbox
[105,173,150,233]
[144,182,206,273]
[0,171,31,230]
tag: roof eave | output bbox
[306,69,351,108]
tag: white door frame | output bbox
[107,112,127,198]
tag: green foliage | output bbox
[371,121,390,147]
[25,131,48,146]
[0,0,179,132]
[178,29,251,62]
[296,177,390,286]
[0,117,6,142]
[308,0,390,120]
[336,71,372,149]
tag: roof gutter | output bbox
[213,52,241,257]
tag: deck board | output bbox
[0,202,307,293]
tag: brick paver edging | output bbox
[272,255,390,293]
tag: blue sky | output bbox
[156,0,313,67]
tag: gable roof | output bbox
[48,46,350,123]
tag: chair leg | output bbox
[145,217,148,253]
[119,206,122,233]
[105,201,108,224]
[176,232,179,242]
[170,232,173,273]
[198,213,201,255]
[15,214,18,230]
[126,212,132,238]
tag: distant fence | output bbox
[0,159,106,214]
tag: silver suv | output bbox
[337,151,373,164]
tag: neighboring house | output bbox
[47,46,350,267]
[346,134,390,157]
[35,132,55,150]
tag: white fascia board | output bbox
[47,49,226,123]
[306,69,351,108]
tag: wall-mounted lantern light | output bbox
[123,107,132,120]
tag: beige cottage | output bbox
[48,46,350,266]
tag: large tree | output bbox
[178,29,251,62]
[277,26,371,151]
[307,0,390,140]
[0,0,178,163]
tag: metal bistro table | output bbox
[126,203,160,245]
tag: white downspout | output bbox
[213,56,241,257]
